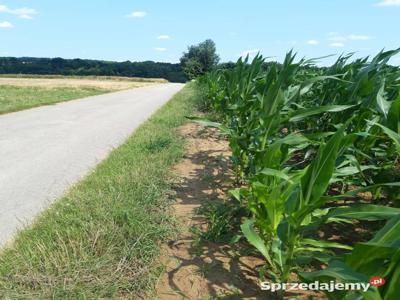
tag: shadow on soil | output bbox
[157,126,276,300]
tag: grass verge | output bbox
[0,86,110,115]
[0,83,199,298]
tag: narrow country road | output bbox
[0,83,184,247]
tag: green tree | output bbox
[180,39,219,79]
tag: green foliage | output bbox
[195,49,400,298]
[300,215,400,300]
[181,58,203,80]
[194,202,246,243]
[180,39,220,79]
[0,57,187,82]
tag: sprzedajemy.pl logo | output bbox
[261,277,385,293]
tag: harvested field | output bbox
[0,75,164,91]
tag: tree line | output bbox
[0,39,224,82]
[0,57,187,82]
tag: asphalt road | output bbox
[0,83,184,247]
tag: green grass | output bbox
[0,83,199,299]
[0,86,110,114]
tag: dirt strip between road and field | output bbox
[154,123,266,300]
[154,123,327,300]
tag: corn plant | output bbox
[300,215,400,300]
[193,49,400,299]
[238,127,399,280]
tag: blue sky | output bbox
[0,0,399,65]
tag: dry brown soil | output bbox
[154,123,329,300]
[154,123,267,300]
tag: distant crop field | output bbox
[0,75,165,91]
[0,75,165,114]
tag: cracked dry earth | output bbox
[154,123,266,300]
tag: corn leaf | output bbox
[241,219,273,266]
[387,95,400,132]
[301,238,353,250]
[299,260,368,282]
[368,121,400,153]
[301,127,344,207]
[289,105,354,122]
[376,83,391,119]
[370,215,400,246]
[186,116,229,134]
[327,205,400,221]
[259,168,293,183]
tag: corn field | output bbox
[193,49,400,299]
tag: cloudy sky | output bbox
[0,0,399,64]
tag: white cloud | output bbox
[0,21,13,28]
[328,33,372,43]
[157,35,170,40]
[330,42,345,47]
[19,14,33,20]
[375,0,400,6]
[347,34,372,40]
[240,49,260,57]
[154,47,167,52]
[127,11,147,18]
[307,39,319,45]
[0,5,37,19]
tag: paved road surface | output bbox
[0,83,184,247]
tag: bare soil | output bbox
[154,123,268,300]
[154,123,330,300]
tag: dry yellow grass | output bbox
[0,75,165,91]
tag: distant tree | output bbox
[180,39,219,79]
[181,58,203,80]
[51,57,66,69]
[0,57,186,82]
